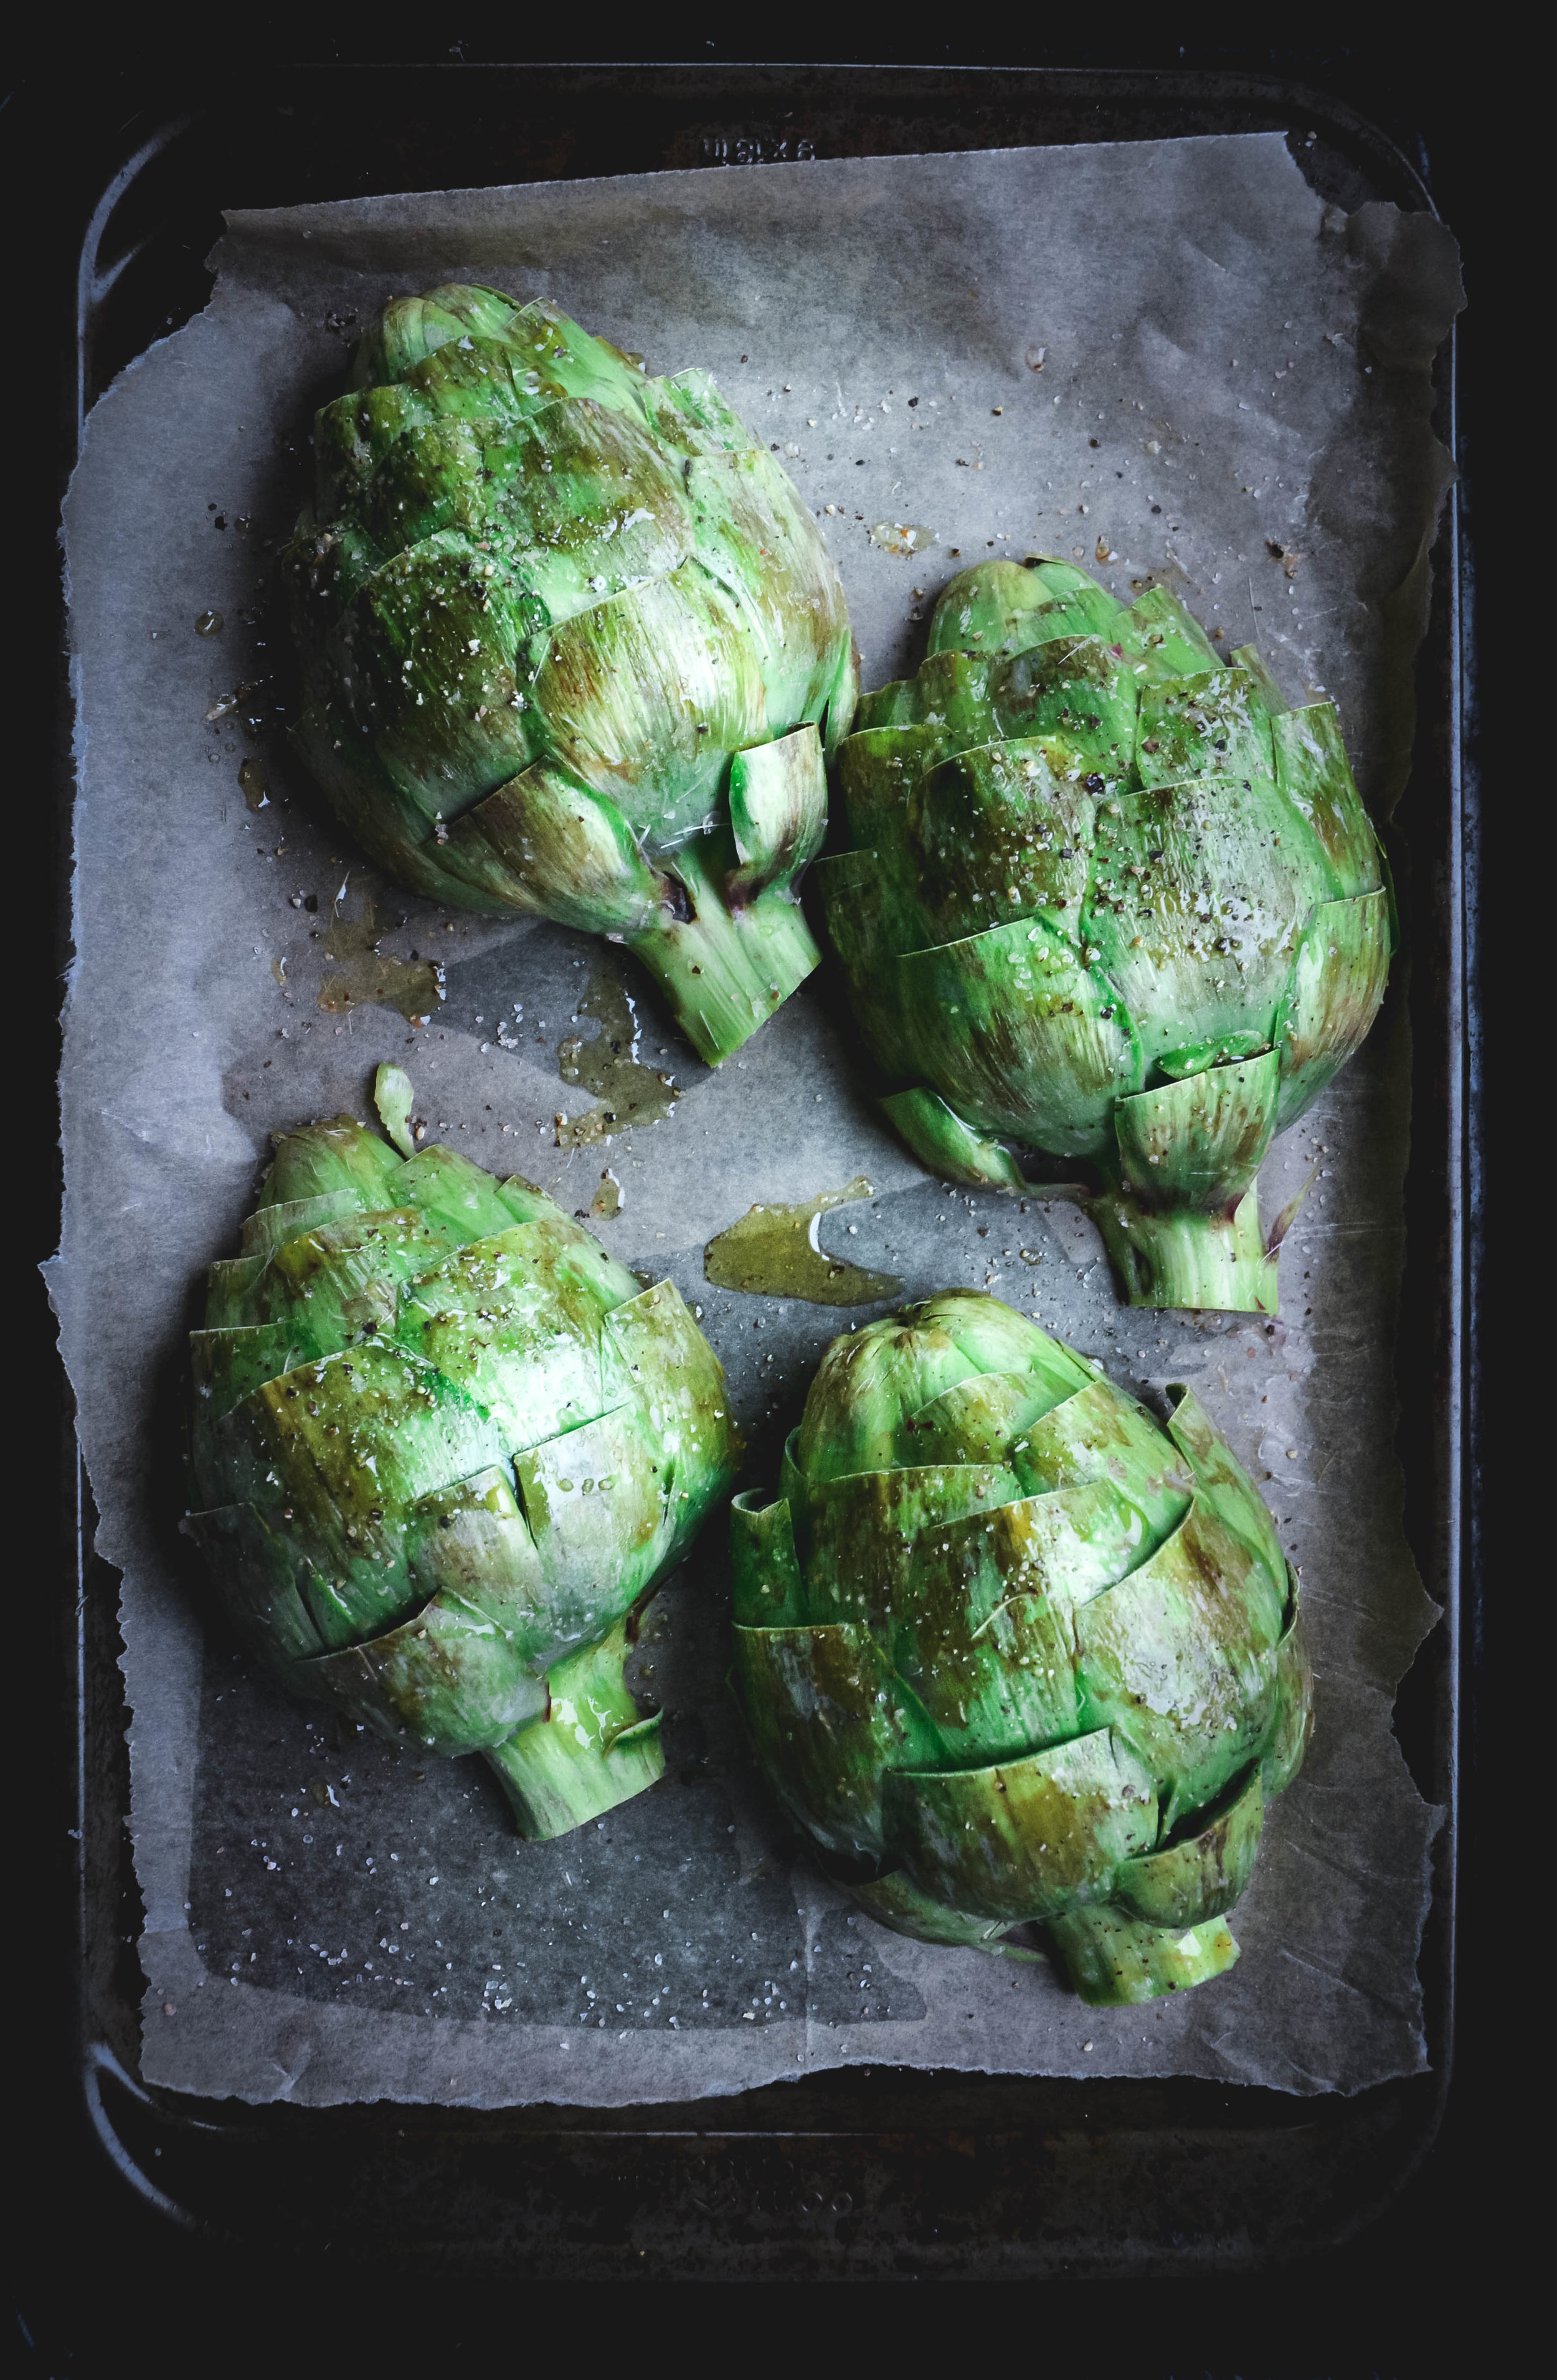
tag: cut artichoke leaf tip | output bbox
[289,286,854,1060]
[188,1078,736,1838]
[828,556,1389,1311]
[732,1291,1309,2004]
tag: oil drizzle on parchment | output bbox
[704,1178,903,1307]
[317,890,443,1026]
[556,963,679,1148]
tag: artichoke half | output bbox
[286,284,858,1067]
[815,558,1392,1311]
[186,1105,738,1838]
[731,1292,1312,2005]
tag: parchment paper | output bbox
[54,134,1463,2107]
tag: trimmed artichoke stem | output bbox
[630,843,820,1068]
[1046,1905,1241,2005]
[483,1631,665,1839]
[1089,1185,1279,1315]
[485,1712,664,1839]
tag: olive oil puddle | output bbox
[318,890,443,1026]
[556,963,680,1148]
[704,1178,904,1307]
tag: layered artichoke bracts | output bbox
[816,559,1392,1312]
[186,1113,738,1838]
[732,1292,1312,2005]
[286,285,858,1067]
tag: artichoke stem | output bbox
[483,1628,663,1839]
[1088,1184,1280,1315]
[630,844,820,1067]
[1047,1905,1241,2005]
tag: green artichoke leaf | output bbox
[599,1277,741,1560]
[357,417,488,552]
[812,852,906,1069]
[731,1620,950,1860]
[394,1143,535,1242]
[914,1287,1091,1384]
[396,332,568,427]
[930,572,1123,659]
[851,677,922,734]
[1074,1494,1284,1830]
[529,562,767,849]
[1229,641,1289,717]
[904,650,1005,744]
[293,697,483,909]
[796,1308,982,1483]
[846,1866,1018,1950]
[641,368,751,455]
[484,1615,665,1840]
[500,299,655,417]
[358,402,693,621]
[241,1189,366,1258]
[903,1364,1087,1468]
[1045,1904,1239,2004]
[1135,668,1275,788]
[729,1491,808,1627]
[250,1207,466,1339]
[1271,704,1382,899]
[1156,1028,1272,1077]
[350,287,523,391]
[1012,1374,1193,1549]
[925,558,1100,659]
[1083,774,1304,1073]
[1261,1584,1315,1794]
[204,1254,268,1330]
[439,760,669,935]
[213,1341,510,1646]
[313,382,438,519]
[374,1063,416,1158]
[894,914,1140,1158]
[351,532,547,821]
[191,1323,321,1496]
[727,725,828,904]
[836,722,955,858]
[991,637,1138,780]
[182,1501,328,1677]
[405,1465,554,1659]
[1112,1049,1281,1214]
[513,1403,669,1636]
[258,1113,409,1211]
[1272,888,1393,1132]
[1127,583,1219,676]
[804,1462,1026,1623]
[904,739,1096,945]
[393,1224,613,1453]
[883,1727,1157,1923]
[876,1088,1026,1191]
[306,1587,549,1754]
[686,450,851,732]
[1165,1384,1287,1603]
[887,1556,1084,1756]
[1111,1764,1265,1927]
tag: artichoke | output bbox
[731,1291,1311,2005]
[185,1085,738,1838]
[285,283,858,1067]
[814,557,1391,1311]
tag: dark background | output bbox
[6,31,1514,2366]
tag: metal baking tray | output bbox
[50,59,1472,2283]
